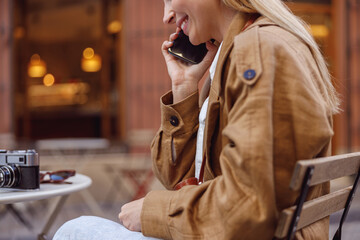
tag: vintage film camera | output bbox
[0,149,40,189]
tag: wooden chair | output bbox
[274,152,360,240]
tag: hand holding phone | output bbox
[168,30,208,64]
[162,30,218,103]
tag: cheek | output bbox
[171,0,188,12]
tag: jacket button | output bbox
[243,69,256,80]
[170,116,179,126]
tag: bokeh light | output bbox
[43,73,55,87]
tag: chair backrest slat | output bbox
[275,186,352,238]
[275,152,360,239]
[290,153,360,191]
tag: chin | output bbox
[188,36,203,46]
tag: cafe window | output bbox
[286,0,333,66]
[13,0,121,139]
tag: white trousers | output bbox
[53,216,161,240]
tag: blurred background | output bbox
[0,0,359,239]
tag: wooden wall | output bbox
[347,0,360,151]
[121,0,172,141]
[332,0,360,153]
[120,0,360,152]
[0,0,13,134]
[0,0,359,152]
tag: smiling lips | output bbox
[177,16,189,35]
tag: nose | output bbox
[163,6,176,24]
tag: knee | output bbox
[53,216,98,240]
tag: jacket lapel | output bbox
[201,13,277,180]
[210,12,247,99]
[202,12,247,180]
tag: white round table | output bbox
[0,174,92,240]
[0,173,91,204]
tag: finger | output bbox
[162,40,173,50]
[169,32,179,42]
[161,41,172,58]
[118,205,127,224]
[161,41,178,63]
[205,40,219,52]
[118,212,123,224]
[197,41,218,67]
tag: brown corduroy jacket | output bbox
[141,13,333,240]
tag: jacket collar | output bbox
[210,12,246,101]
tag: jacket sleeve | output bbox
[150,90,200,190]
[142,64,277,239]
[142,26,333,240]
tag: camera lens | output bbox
[0,165,20,188]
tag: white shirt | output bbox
[195,43,223,180]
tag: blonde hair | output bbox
[223,0,340,114]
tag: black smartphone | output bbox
[168,30,208,64]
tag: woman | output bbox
[54,0,339,239]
